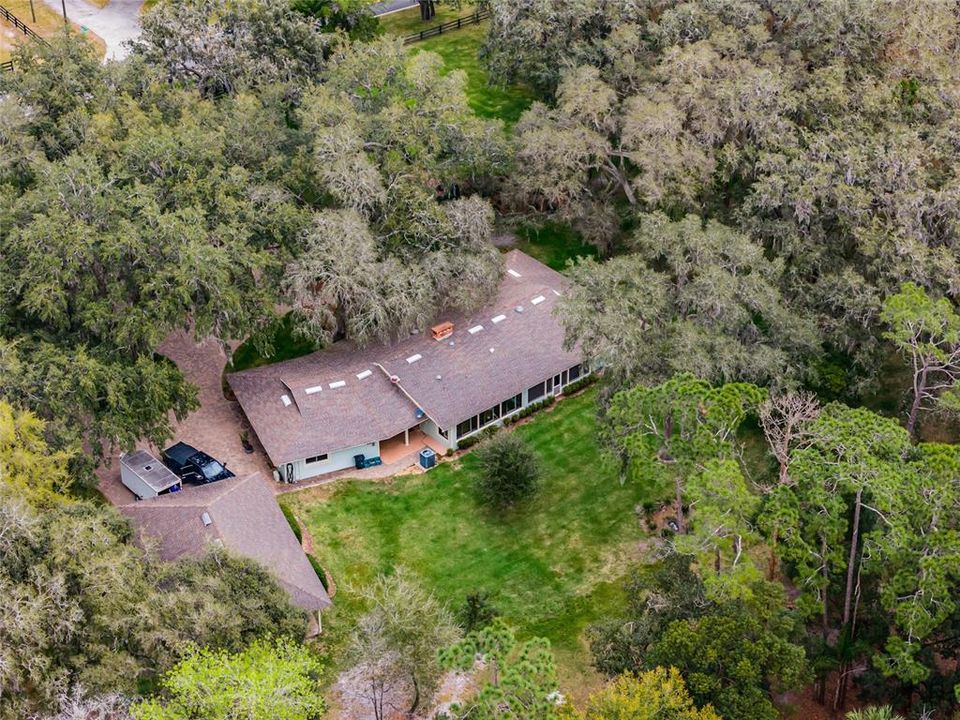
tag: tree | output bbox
[133,0,326,97]
[560,214,819,388]
[473,434,541,508]
[845,708,904,720]
[130,638,324,720]
[440,619,560,720]
[288,40,508,346]
[457,591,500,635]
[0,401,72,505]
[601,374,765,533]
[647,589,808,720]
[570,668,720,720]
[758,391,820,579]
[588,555,710,678]
[881,282,960,437]
[348,570,459,716]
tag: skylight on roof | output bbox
[407,354,422,364]
[356,369,372,380]
[531,295,546,305]
[281,394,292,407]
[468,325,484,334]
[305,385,323,395]
[491,314,506,324]
[329,380,346,389]
[508,269,521,278]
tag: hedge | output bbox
[307,553,329,592]
[280,503,303,545]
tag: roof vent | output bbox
[508,269,522,278]
[281,394,292,407]
[406,354,422,364]
[515,306,524,313]
[468,324,483,335]
[448,340,455,347]
[305,385,323,395]
[532,295,546,305]
[436,375,442,380]
[489,347,495,353]
[492,314,506,324]
[432,321,454,341]
[356,369,372,380]
[201,512,212,526]
[329,380,346,389]
[390,375,400,384]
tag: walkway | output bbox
[39,0,142,59]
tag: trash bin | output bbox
[354,454,365,470]
[419,448,437,470]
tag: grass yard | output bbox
[515,221,599,271]
[285,388,665,700]
[377,1,476,38]
[226,312,319,373]
[412,23,536,125]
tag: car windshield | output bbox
[201,460,225,479]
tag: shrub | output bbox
[473,434,540,508]
[563,372,598,395]
[280,503,302,544]
[307,553,329,592]
[458,426,499,450]
[457,591,500,634]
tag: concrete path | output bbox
[39,0,143,60]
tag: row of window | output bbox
[455,364,585,440]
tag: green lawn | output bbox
[411,23,536,125]
[514,221,599,271]
[286,388,664,698]
[226,312,319,373]
[377,1,477,38]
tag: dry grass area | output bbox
[0,1,105,62]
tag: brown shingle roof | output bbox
[119,473,331,612]
[228,250,582,462]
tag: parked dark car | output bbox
[161,442,235,485]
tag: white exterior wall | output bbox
[120,467,160,500]
[451,364,590,446]
[420,418,454,451]
[281,441,380,482]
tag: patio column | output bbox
[404,428,409,445]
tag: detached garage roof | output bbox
[119,473,331,612]
[228,250,582,464]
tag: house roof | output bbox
[119,473,331,612]
[228,250,582,464]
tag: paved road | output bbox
[369,0,417,16]
[39,0,143,60]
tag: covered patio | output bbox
[379,425,447,465]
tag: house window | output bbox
[528,381,545,401]
[568,363,581,381]
[479,404,501,427]
[501,393,522,415]
[561,370,568,386]
[305,454,328,464]
[457,416,479,438]
[546,377,554,393]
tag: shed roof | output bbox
[120,450,181,493]
[228,250,582,464]
[119,473,331,612]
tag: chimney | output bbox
[432,321,454,341]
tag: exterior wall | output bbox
[280,441,380,482]
[451,363,589,446]
[420,418,455,450]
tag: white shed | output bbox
[120,450,181,500]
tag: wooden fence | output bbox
[0,59,13,72]
[0,4,45,43]
[402,7,490,45]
